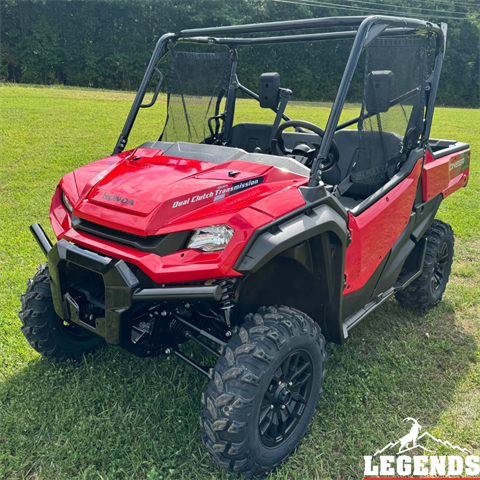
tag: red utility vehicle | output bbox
[21,15,470,478]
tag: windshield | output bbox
[128,38,356,147]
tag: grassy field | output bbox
[0,84,479,480]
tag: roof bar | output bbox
[176,16,367,37]
[176,15,439,39]
[182,27,417,46]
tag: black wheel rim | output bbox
[431,241,449,293]
[258,350,313,448]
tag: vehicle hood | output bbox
[70,148,306,235]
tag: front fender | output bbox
[235,202,348,274]
[233,196,348,343]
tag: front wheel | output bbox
[200,305,326,478]
[19,264,104,362]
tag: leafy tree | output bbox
[0,0,478,107]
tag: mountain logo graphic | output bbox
[364,418,479,477]
[374,418,472,456]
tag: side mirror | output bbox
[259,72,280,109]
[365,70,394,114]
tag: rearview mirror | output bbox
[259,72,280,109]
[365,70,394,114]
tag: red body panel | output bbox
[344,159,423,294]
[422,149,470,201]
[50,148,307,283]
[51,143,469,290]
[52,206,273,283]
[65,148,306,236]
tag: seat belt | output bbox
[335,175,354,198]
[334,149,358,197]
[269,88,291,147]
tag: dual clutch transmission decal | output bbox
[213,176,265,202]
[172,176,264,209]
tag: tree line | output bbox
[1,0,479,107]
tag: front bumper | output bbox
[31,223,222,345]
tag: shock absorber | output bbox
[168,317,189,339]
[213,278,238,327]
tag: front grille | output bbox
[71,215,191,256]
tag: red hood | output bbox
[69,148,306,235]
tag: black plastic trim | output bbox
[132,285,222,302]
[411,194,442,242]
[72,216,190,256]
[426,140,470,160]
[234,190,348,273]
[236,204,348,274]
[38,234,222,346]
[46,239,139,344]
[342,237,427,337]
[342,254,390,320]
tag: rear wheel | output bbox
[200,305,326,478]
[19,264,104,361]
[396,219,454,310]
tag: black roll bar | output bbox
[181,27,416,46]
[113,32,174,154]
[176,16,368,37]
[113,15,445,177]
[421,22,448,144]
[307,15,444,187]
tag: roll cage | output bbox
[113,15,446,190]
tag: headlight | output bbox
[186,225,234,252]
[61,192,73,213]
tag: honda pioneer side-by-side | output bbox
[21,15,470,478]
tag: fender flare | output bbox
[235,203,348,274]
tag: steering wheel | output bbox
[272,120,340,172]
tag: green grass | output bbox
[1,84,479,480]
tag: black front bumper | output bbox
[47,238,141,344]
[31,223,222,345]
